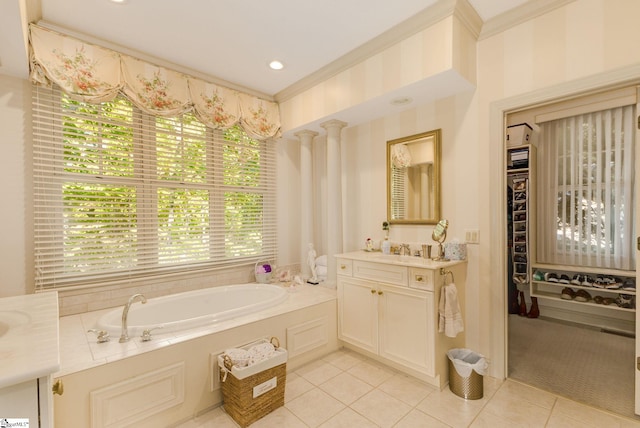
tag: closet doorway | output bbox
[504,85,639,419]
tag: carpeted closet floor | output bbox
[509,314,638,420]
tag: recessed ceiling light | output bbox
[269,60,284,71]
[390,97,413,106]
[109,0,127,4]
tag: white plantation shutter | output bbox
[33,85,277,290]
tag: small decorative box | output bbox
[444,242,467,261]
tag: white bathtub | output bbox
[96,283,288,336]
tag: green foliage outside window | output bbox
[55,92,271,280]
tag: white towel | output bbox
[315,254,328,267]
[316,265,327,281]
[438,282,464,338]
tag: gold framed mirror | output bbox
[387,129,441,224]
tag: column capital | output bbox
[320,119,348,132]
[294,129,319,141]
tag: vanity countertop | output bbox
[0,291,60,388]
[335,250,466,269]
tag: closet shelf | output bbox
[531,280,636,296]
[532,290,635,313]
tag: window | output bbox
[537,100,635,271]
[33,86,276,289]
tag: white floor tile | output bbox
[178,350,640,428]
[319,371,374,405]
[285,388,346,427]
[350,388,412,427]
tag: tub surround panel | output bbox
[90,362,185,428]
[54,284,338,428]
[286,316,329,358]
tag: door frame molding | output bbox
[489,63,640,380]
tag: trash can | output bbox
[447,348,488,400]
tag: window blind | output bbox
[536,104,635,270]
[33,85,277,290]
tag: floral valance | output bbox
[29,24,281,139]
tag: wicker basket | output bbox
[219,338,287,427]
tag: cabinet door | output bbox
[378,284,434,376]
[0,380,40,426]
[337,277,378,353]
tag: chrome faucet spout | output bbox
[119,293,147,343]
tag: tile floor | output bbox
[177,348,640,428]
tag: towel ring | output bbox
[440,268,454,284]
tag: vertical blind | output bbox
[33,85,277,290]
[537,103,635,270]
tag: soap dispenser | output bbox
[381,221,390,254]
[381,237,391,254]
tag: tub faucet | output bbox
[119,293,147,343]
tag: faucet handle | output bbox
[141,325,164,342]
[87,329,110,343]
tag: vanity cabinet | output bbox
[336,252,466,388]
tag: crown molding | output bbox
[275,0,461,103]
[453,0,483,39]
[479,0,576,40]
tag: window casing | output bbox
[33,85,277,290]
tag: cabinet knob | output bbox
[370,289,376,294]
[415,275,424,282]
[377,290,383,295]
[340,264,346,270]
[52,379,64,395]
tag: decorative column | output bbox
[320,119,347,284]
[294,130,318,278]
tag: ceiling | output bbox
[1,0,530,100]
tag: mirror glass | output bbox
[432,219,449,261]
[387,129,441,224]
[432,219,448,243]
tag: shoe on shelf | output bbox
[545,272,559,283]
[581,276,594,287]
[622,278,636,291]
[593,295,604,304]
[593,276,606,289]
[570,274,583,285]
[616,294,635,309]
[561,288,576,300]
[558,274,571,284]
[605,277,622,289]
[574,289,592,302]
[602,297,615,305]
[533,270,545,281]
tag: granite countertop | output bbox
[0,291,60,388]
[335,250,466,269]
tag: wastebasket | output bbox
[447,348,488,400]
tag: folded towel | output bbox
[316,254,328,267]
[224,348,250,367]
[438,282,464,338]
[316,265,327,281]
[247,342,275,365]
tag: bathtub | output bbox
[96,283,288,336]
[56,284,338,428]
